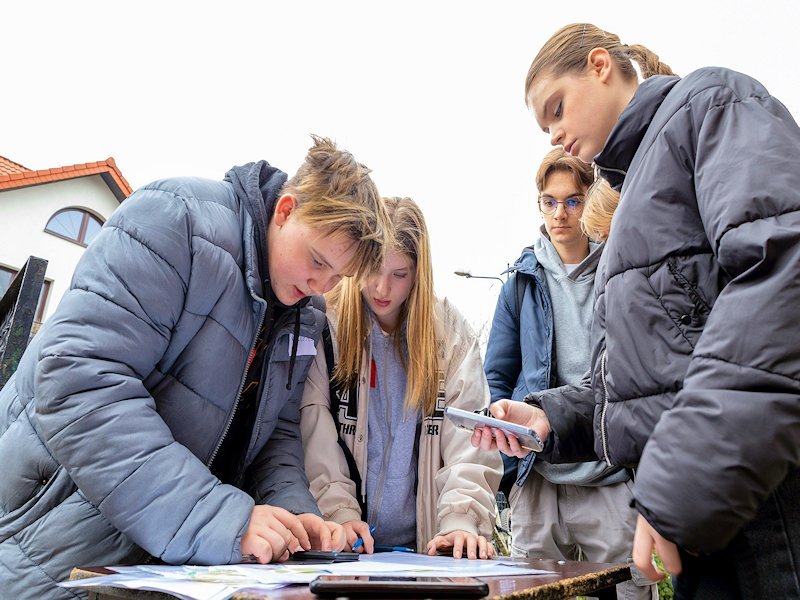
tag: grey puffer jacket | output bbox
[537,68,800,553]
[0,161,325,598]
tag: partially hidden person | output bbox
[301,196,502,560]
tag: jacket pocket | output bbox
[662,255,718,348]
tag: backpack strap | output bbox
[514,271,528,326]
[321,322,367,518]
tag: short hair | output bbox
[524,23,675,107]
[581,177,620,241]
[535,148,594,195]
[282,135,392,281]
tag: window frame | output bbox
[44,207,105,247]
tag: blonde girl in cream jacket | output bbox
[300,197,502,559]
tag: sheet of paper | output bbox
[61,552,553,600]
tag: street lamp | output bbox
[454,270,505,284]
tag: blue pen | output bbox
[352,525,376,550]
[374,545,415,553]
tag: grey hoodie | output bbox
[532,228,627,486]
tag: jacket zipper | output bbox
[206,300,266,468]
[599,349,613,466]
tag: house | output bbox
[0,155,133,328]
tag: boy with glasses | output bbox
[484,149,654,598]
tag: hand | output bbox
[297,513,347,552]
[426,531,494,560]
[470,400,551,458]
[241,505,309,564]
[633,513,682,579]
[343,519,375,553]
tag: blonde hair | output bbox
[536,148,594,196]
[581,178,620,241]
[524,23,675,106]
[282,135,391,281]
[328,197,440,416]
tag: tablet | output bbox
[444,406,543,452]
[310,575,489,598]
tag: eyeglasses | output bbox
[538,196,584,215]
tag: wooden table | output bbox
[70,558,630,599]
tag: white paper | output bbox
[61,553,552,600]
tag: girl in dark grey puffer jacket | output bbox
[477,23,800,599]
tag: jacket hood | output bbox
[594,75,680,190]
[224,160,288,289]
[511,225,602,280]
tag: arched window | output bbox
[45,208,104,246]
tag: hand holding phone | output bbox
[444,406,543,452]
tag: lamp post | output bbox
[453,270,505,284]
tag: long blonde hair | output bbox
[524,23,675,106]
[328,197,439,416]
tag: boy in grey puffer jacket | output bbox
[0,136,390,599]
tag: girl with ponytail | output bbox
[476,22,800,598]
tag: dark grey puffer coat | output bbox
[0,161,324,598]
[537,68,800,554]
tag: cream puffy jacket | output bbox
[300,297,502,551]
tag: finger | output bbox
[487,540,495,559]
[489,400,510,419]
[492,429,514,455]
[478,426,497,451]
[632,518,665,581]
[426,538,438,556]
[328,522,346,551]
[655,540,683,576]
[505,433,528,458]
[258,527,294,564]
[312,518,332,551]
[465,534,478,560]
[477,536,488,560]
[470,428,483,448]
[453,532,465,559]
[274,509,311,550]
[345,526,360,551]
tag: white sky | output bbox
[4,0,799,338]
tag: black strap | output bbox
[321,322,367,518]
[514,272,527,326]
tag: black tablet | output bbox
[310,575,489,598]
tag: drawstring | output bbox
[286,308,301,389]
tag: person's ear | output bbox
[273,194,297,227]
[587,48,613,83]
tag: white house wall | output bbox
[0,175,122,321]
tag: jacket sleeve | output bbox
[634,86,800,553]
[248,379,321,516]
[530,371,598,463]
[35,187,253,565]
[483,277,522,402]
[436,301,503,538]
[299,343,363,524]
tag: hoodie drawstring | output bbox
[286,308,301,390]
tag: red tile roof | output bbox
[0,156,31,176]
[0,156,133,201]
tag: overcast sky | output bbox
[4,0,799,337]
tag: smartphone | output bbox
[289,550,360,562]
[310,575,489,598]
[444,406,544,452]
